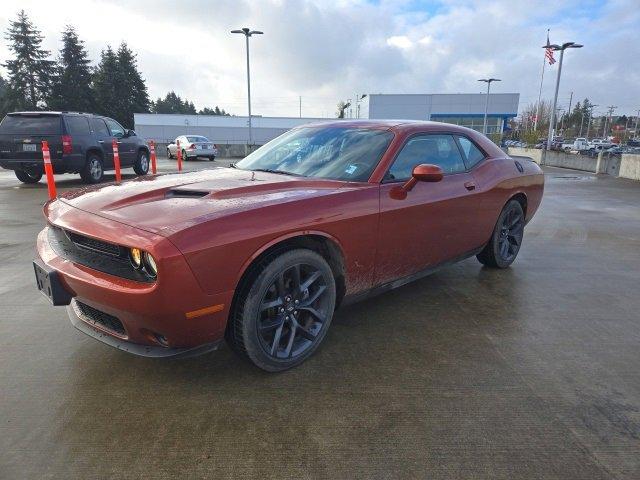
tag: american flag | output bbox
[545,32,556,65]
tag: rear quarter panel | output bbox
[471,156,544,243]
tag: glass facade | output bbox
[431,115,504,134]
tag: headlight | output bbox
[143,252,157,278]
[130,248,142,268]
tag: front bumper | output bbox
[67,299,221,358]
[36,201,234,357]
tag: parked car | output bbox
[33,120,544,371]
[0,111,150,184]
[167,135,218,160]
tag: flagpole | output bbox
[534,29,550,132]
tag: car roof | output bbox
[295,119,480,134]
[9,111,103,117]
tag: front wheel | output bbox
[227,249,336,372]
[167,148,173,159]
[133,150,149,175]
[477,199,525,268]
[15,168,43,184]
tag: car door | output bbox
[375,133,482,286]
[89,117,114,168]
[104,118,135,165]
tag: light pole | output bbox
[231,27,263,145]
[478,78,501,135]
[545,41,583,153]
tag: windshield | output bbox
[235,127,393,182]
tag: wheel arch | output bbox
[230,232,347,324]
[508,192,528,218]
[86,147,103,160]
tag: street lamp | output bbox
[545,41,582,153]
[231,27,263,145]
[478,78,501,135]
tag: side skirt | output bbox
[340,247,484,307]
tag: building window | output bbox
[431,116,503,134]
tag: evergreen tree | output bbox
[115,42,149,128]
[50,26,94,112]
[3,10,54,110]
[92,46,119,120]
[0,74,9,117]
[198,106,230,116]
[151,91,196,114]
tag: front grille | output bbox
[48,226,154,283]
[66,231,122,257]
[73,300,126,336]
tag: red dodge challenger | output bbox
[34,121,544,371]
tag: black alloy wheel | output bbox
[227,249,336,371]
[257,263,331,360]
[477,199,525,268]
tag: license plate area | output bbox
[33,259,72,306]
[23,144,37,152]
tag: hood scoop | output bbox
[165,189,210,199]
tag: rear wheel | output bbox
[133,149,149,175]
[227,249,336,372]
[477,199,525,268]
[182,149,187,161]
[15,168,43,184]
[167,148,173,159]
[80,153,104,184]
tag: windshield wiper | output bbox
[250,168,306,177]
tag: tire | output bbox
[182,149,187,161]
[209,156,215,161]
[80,153,104,184]
[477,199,525,268]
[167,148,173,159]
[227,249,337,372]
[15,168,43,184]
[133,149,149,176]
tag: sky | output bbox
[0,0,638,119]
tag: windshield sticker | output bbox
[345,165,358,175]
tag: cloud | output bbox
[0,0,637,117]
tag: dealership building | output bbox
[134,93,519,146]
[358,93,519,134]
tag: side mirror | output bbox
[411,164,444,183]
[125,129,136,137]
[391,164,443,200]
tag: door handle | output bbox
[98,140,104,143]
[464,181,476,191]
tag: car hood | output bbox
[58,167,352,236]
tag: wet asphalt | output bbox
[1,157,639,479]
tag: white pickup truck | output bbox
[562,138,590,151]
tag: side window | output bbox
[387,134,466,181]
[457,136,485,169]
[104,118,125,138]
[89,118,110,136]
[65,116,90,135]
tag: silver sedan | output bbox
[167,135,218,160]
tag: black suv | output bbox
[0,111,150,184]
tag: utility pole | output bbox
[579,111,585,137]
[603,105,616,139]
[635,109,640,139]
[586,105,597,139]
[299,96,302,118]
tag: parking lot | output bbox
[1,158,639,479]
